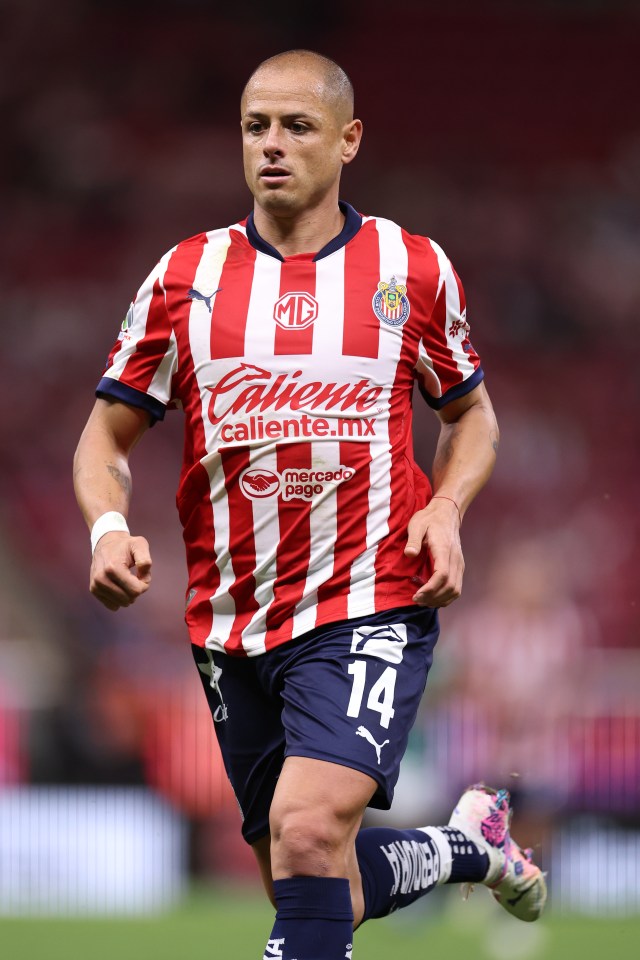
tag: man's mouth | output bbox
[259,165,291,185]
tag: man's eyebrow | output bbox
[242,110,319,122]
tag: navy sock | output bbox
[355,827,442,922]
[264,876,354,960]
[355,825,489,923]
[438,826,490,884]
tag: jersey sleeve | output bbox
[96,246,178,423]
[415,241,483,409]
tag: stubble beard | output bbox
[253,182,307,220]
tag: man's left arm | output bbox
[405,382,499,607]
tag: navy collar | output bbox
[245,201,362,262]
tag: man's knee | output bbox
[268,757,375,878]
[271,805,350,876]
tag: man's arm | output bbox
[405,382,499,607]
[73,398,152,611]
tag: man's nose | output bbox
[263,124,284,157]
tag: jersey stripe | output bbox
[373,232,436,592]
[208,253,281,653]
[265,441,312,646]
[422,239,480,398]
[237,445,283,656]
[121,277,173,392]
[444,262,475,379]
[210,231,255,359]
[263,258,318,643]
[163,234,220,646]
[289,439,342,638]
[342,219,380,358]
[291,250,345,636]
[105,247,177,402]
[346,217,406,618]
[220,447,259,654]
[274,258,317,355]
[180,231,236,649]
[316,440,372,624]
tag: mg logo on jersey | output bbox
[274,291,318,330]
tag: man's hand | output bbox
[404,498,464,607]
[90,531,152,611]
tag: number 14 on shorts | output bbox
[346,661,396,729]
[345,622,408,729]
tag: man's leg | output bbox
[353,785,546,926]
[255,607,489,957]
[257,777,546,955]
[253,835,276,909]
[258,761,504,960]
[269,757,374,917]
[262,756,373,959]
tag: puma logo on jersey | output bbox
[187,287,221,312]
[356,725,389,764]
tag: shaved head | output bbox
[242,49,354,124]
[240,49,362,229]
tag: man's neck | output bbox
[252,200,345,258]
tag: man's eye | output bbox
[290,122,308,134]
[247,122,263,134]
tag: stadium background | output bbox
[1,0,639,956]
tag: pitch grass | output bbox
[1,884,638,960]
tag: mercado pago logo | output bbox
[240,466,356,502]
[206,364,383,445]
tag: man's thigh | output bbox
[266,605,439,811]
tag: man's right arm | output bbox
[73,398,152,611]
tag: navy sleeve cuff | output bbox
[96,377,167,424]
[418,366,485,410]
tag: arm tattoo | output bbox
[106,463,132,497]
[490,429,499,455]
[434,423,460,471]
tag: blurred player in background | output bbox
[74,50,546,959]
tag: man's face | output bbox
[241,65,359,217]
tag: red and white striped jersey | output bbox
[97,203,483,656]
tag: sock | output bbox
[263,876,354,960]
[355,825,489,923]
[355,827,442,922]
[436,825,490,884]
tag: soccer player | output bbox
[74,50,546,959]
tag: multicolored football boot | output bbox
[448,784,547,922]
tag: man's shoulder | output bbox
[172,219,249,252]
[361,212,444,255]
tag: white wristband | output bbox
[90,511,130,554]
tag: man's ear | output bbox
[342,119,363,165]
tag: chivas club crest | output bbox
[372,276,410,326]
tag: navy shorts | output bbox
[192,605,439,845]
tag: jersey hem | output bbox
[194,594,421,655]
